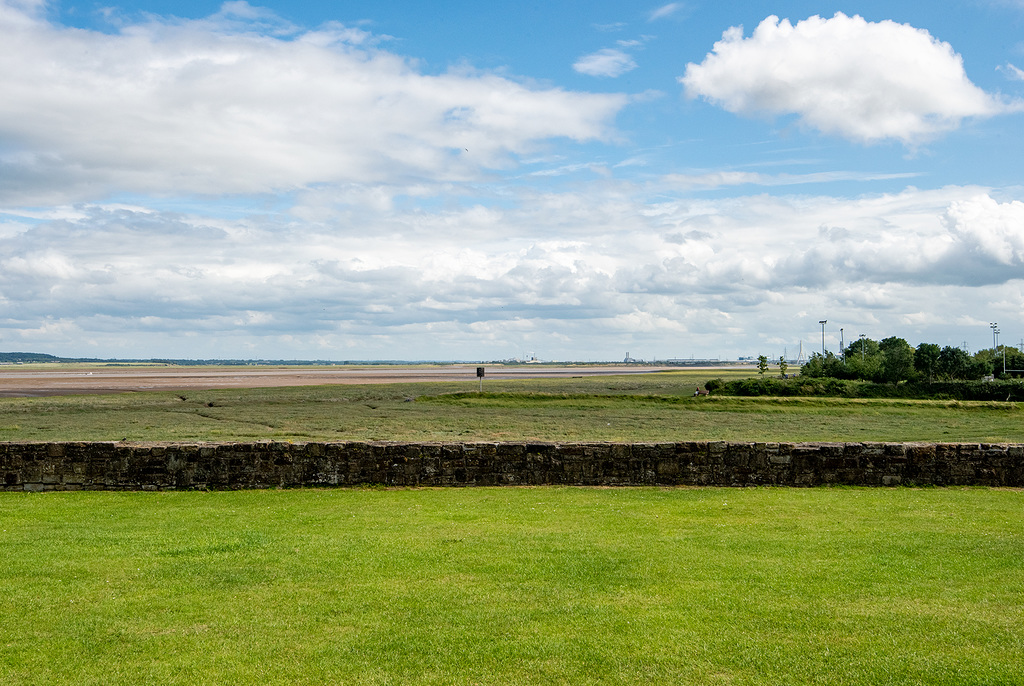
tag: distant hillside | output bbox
[0,352,63,364]
[0,353,460,366]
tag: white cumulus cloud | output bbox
[0,1,627,205]
[944,195,1024,267]
[4,183,1022,359]
[680,13,1006,145]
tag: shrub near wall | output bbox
[1,441,1022,491]
[710,377,1024,400]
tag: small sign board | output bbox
[476,367,485,378]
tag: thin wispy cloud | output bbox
[649,3,683,21]
[998,62,1024,80]
[661,170,922,189]
[573,48,638,77]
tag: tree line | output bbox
[798,337,1024,382]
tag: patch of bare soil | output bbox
[0,364,685,397]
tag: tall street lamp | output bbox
[991,322,998,351]
[996,327,1004,375]
[859,334,866,361]
[1002,337,1007,376]
[819,320,827,356]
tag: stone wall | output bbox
[2,441,1022,491]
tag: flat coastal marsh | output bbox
[2,368,1021,685]
[2,487,1021,685]
[0,369,1022,443]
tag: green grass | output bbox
[1,487,1021,685]
[0,370,1022,443]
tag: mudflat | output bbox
[0,364,681,397]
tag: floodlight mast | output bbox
[996,328,1003,375]
[819,320,827,356]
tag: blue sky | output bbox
[2,0,1024,361]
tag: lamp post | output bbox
[996,328,1004,375]
[819,320,827,356]
[859,334,866,361]
[840,328,844,361]
[991,322,998,352]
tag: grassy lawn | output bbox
[1,487,1021,685]
[0,370,1022,443]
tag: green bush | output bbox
[716,377,1024,400]
[703,378,725,393]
